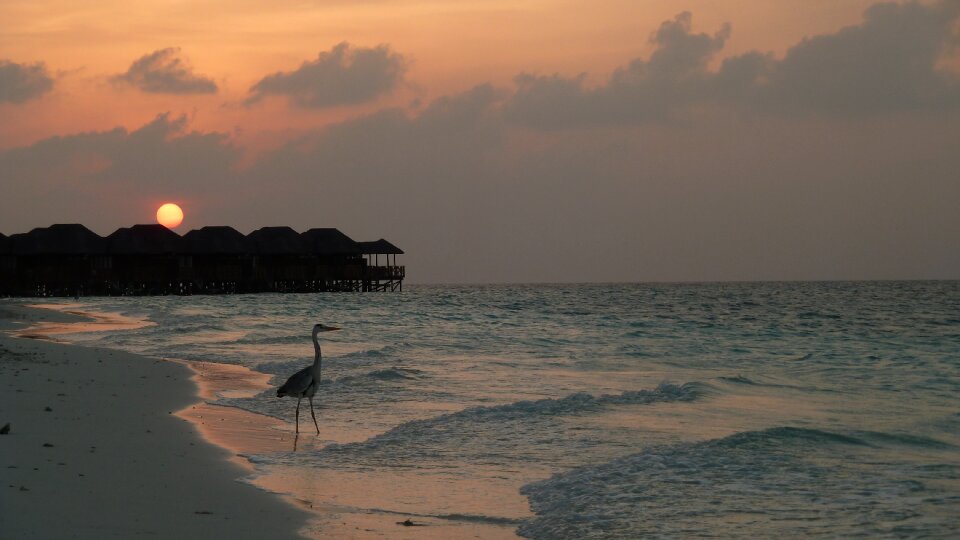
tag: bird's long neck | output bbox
[311,330,322,380]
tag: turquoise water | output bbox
[48,282,960,537]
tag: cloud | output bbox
[505,12,731,127]
[241,84,503,222]
[3,81,960,282]
[764,0,960,114]
[235,80,960,282]
[112,48,218,94]
[0,113,238,230]
[3,3,960,282]
[505,1,960,128]
[245,42,407,108]
[0,60,54,103]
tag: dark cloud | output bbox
[112,48,218,94]
[765,0,960,114]
[239,84,503,229]
[0,60,54,103]
[232,81,960,283]
[0,113,238,230]
[2,86,959,282]
[640,11,730,81]
[245,42,407,108]
[505,12,731,127]
[506,1,960,128]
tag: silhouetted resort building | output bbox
[0,224,404,296]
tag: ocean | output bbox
[35,282,960,537]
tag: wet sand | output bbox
[0,303,309,539]
[175,360,296,464]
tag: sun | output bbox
[156,203,184,228]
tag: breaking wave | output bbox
[519,426,960,538]
[361,367,423,380]
[310,383,704,468]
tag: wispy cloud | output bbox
[112,48,218,94]
[0,59,54,103]
[246,42,407,108]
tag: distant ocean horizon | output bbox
[403,278,960,286]
[37,281,960,537]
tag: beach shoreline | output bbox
[1,301,528,539]
[0,302,311,539]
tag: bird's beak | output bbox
[325,326,341,332]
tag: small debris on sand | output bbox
[0,423,10,434]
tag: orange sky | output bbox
[1,0,881,150]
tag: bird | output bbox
[276,323,340,434]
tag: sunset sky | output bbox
[2,0,959,282]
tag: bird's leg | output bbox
[308,396,320,435]
[295,397,302,435]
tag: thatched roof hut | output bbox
[357,239,404,255]
[10,224,105,255]
[247,226,305,254]
[301,228,361,256]
[183,226,249,254]
[107,224,183,254]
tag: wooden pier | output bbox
[0,224,405,297]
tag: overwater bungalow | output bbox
[182,226,250,294]
[0,224,404,297]
[6,224,106,296]
[0,233,10,288]
[358,239,405,291]
[247,226,311,291]
[301,228,365,291]
[107,224,187,295]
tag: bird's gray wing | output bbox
[277,366,313,396]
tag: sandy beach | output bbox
[0,303,310,539]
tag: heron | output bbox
[276,323,340,434]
